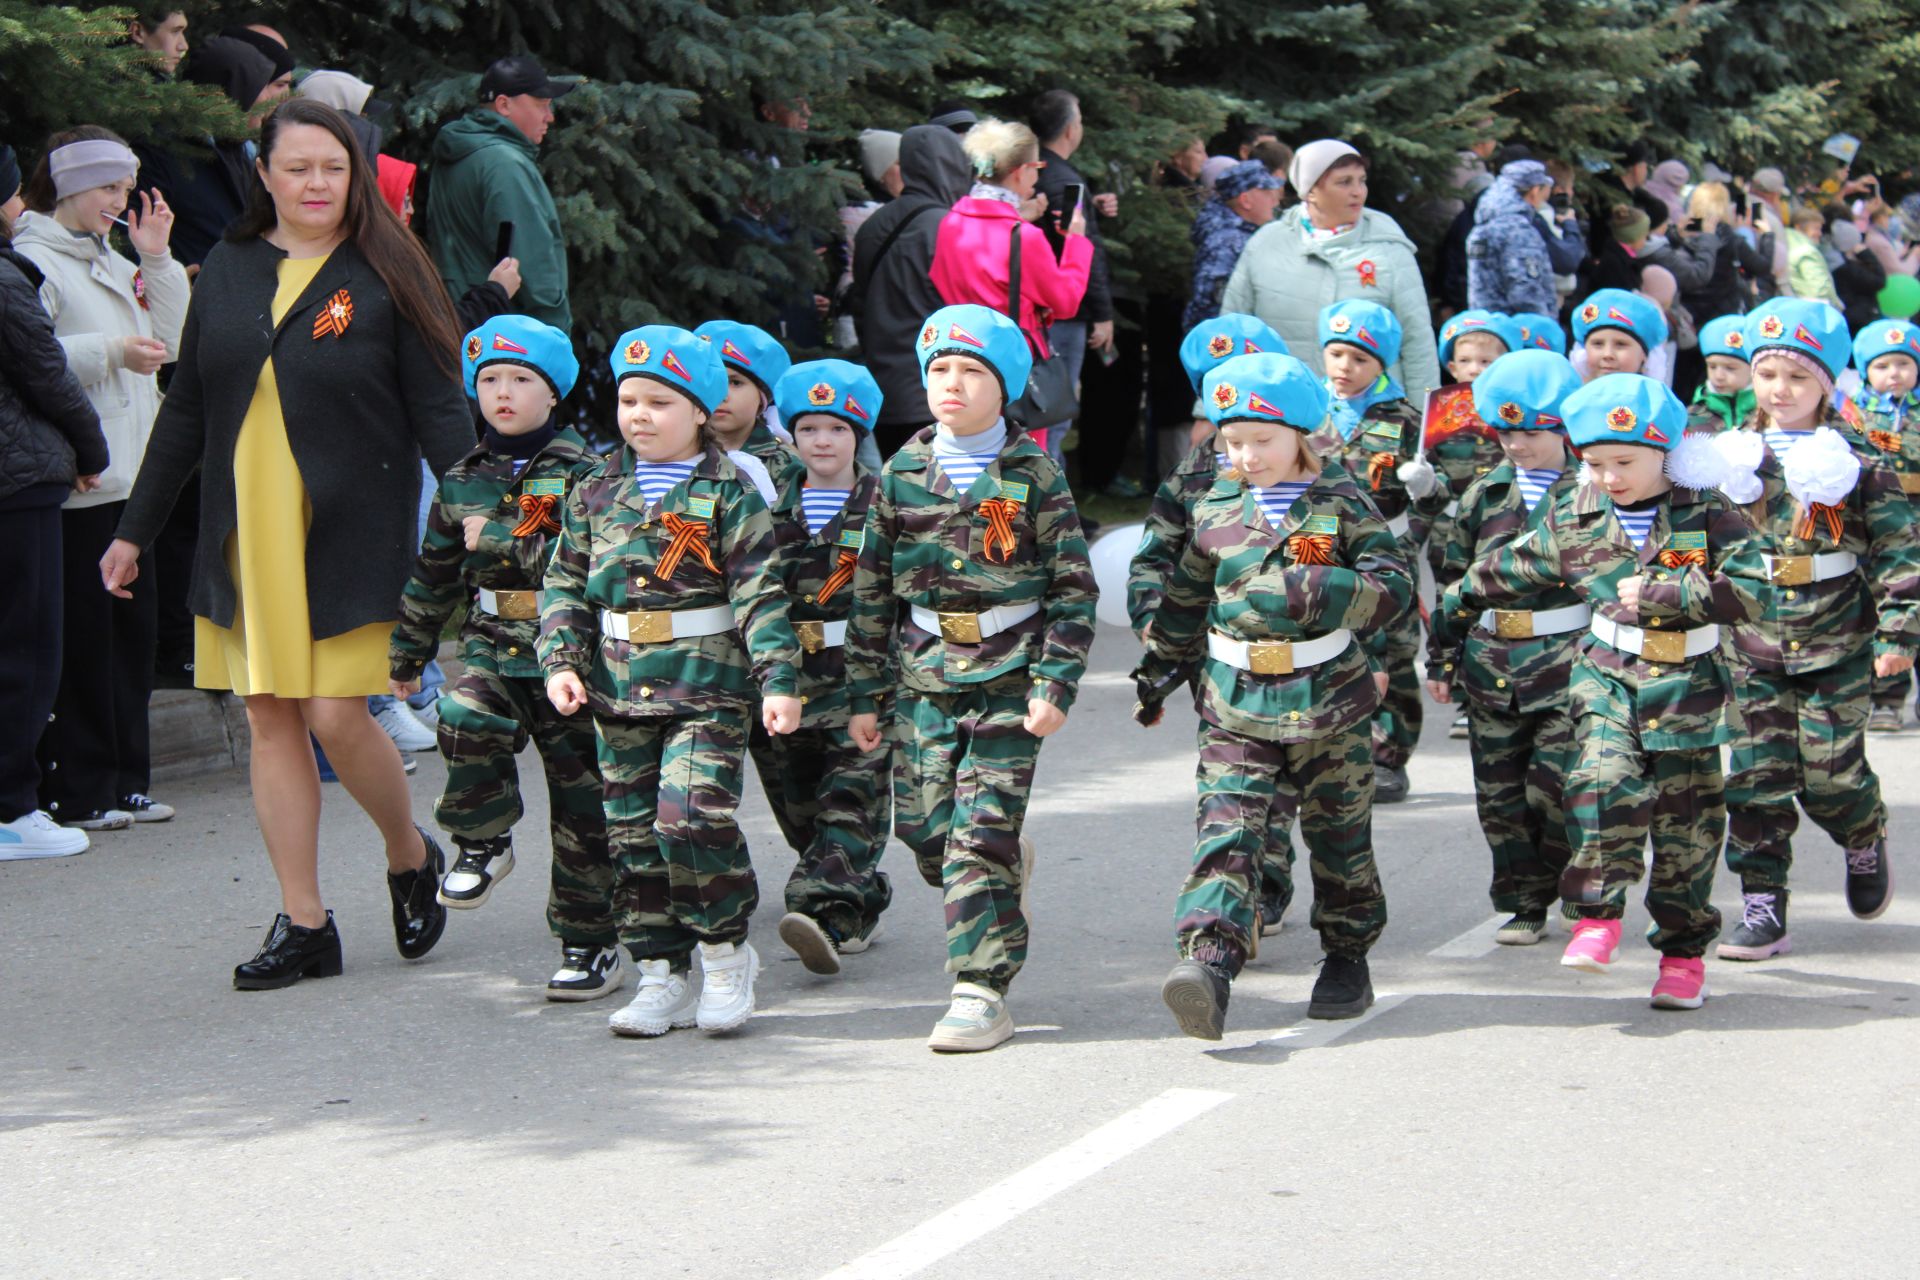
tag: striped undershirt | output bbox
[632,458,698,506]
[1514,467,1561,513]
[1253,480,1312,527]
[933,419,1007,493]
[1763,427,1814,459]
[800,486,851,536]
[1613,503,1660,549]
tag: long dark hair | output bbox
[23,125,128,214]
[229,98,463,378]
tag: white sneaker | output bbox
[696,941,760,1032]
[119,793,175,823]
[0,810,90,860]
[373,700,437,752]
[927,982,1015,1053]
[410,697,441,731]
[66,808,133,831]
[608,959,697,1036]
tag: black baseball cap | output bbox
[479,56,576,102]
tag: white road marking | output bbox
[1428,916,1508,959]
[817,1087,1233,1280]
[1247,991,1413,1049]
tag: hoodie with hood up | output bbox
[133,35,276,267]
[426,109,569,330]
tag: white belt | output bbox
[599,604,735,643]
[475,588,543,620]
[1386,512,1411,538]
[1477,603,1592,639]
[1760,551,1857,586]
[1206,628,1352,675]
[1590,615,1720,660]
[909,601,1040,644]
[1443,500,1460,518]
[792,619,849,653]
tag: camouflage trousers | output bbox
[1563,714,1722,957]
[1372,597,1424,769]
[1466,697,1574,915]
[1726,651,1885,892]
[594,706,758,961]
[1179,721,1386,977]
[748,720,894,937]
[1869,665,1913,710]
[893,682,1041,993]
[434,655,612,946]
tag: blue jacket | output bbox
[1465,178,1557,316]
[1184,199,1260,331]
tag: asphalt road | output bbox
[5,625,1918,1278]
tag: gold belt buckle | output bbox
[1247,641,1295,676]
[793,620,826,653]
[493,589,539,621]
[1639,629,1687,664]
[623,610,674,644]
[1770,555,1813,587]
[1900,472,1920,494]
[1493,609,1534,640]
[938,611,984,644]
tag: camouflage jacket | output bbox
[1147,459,1413,744]
[1128,430,1224,635]
[539,444,800,718]
[845,424,1097,715]
[1851,394,1920,504]
[1307,396,1444,527]
[1449,480,1766,751]
[1726,420,1920,672]
[1430,423,1508,512]
[390,429,601,684]
[744,421,804,489]
[1428,462,1584,717]
[766,466,880,727]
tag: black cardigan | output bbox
[117,236,475,641]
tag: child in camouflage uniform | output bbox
[1445,373,1766,1009]
[1685,315,1752,435]
[756,358,894,976]
[695,319,801,491]
[390,316,617,1000]
[541,325,804,1039]
[1309,299,1444,803]
[1847,318,1920,731]
[1572,288,1667,381]
[845,303,1097,1054]
[1426,349,1586,946]
[1142,351,1410,1039]
[1715,301,1914,961]
[1129,312,1298,942]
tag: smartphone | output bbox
[1057,183,1085,228]
[1684,216,1704,233]
[494,221,515,261]
[1549,191,1572,212]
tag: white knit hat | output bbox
[858,129,902,185]
[296,70,375,116]
[1288,139,1361,199]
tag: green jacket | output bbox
[1687,385,1755,435]
[1128,430,1223,636]
[1785,226,1841,310]
[1146,459,1413,744]
[845,424,1097,715]
[391,428,602,684]
[539,445,800,718]
[766,466,879,727]
[427,110,570,328]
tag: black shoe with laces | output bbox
[547,944,629,1002]
[233,912,343,989]
[1162,958,1232,1041]
[387,826,448,960]
[1846,838,1894,920]
[778,911,843,975]
[1717,888,1791,960]
[1259,886,1292,938]
[436,836,515,909]
[1308,953,1374,1020]
[1373,765,1409,803]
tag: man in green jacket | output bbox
[427,56,573,329]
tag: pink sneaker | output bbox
[1650,956,1708,1010]
[1559,918,1622,973]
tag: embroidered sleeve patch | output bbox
[522,477,566,498]
[685,495,717,519]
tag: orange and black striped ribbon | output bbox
[1868,428,1902,454]
[817,549,858,604]
[1287,533,1335,565]
[978,498,1021,563]
[311,289,353,340]
[511,493,561,537]
[656,512,719,580]
[1658,547,1708,569]
[1794,502,1845,542]
[1367,451,1397,492]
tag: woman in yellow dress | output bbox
[104,100,476,989]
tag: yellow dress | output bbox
[194,255,392,698]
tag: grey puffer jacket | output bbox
[0,245,106,506]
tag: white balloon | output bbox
[1089,522,1145,629]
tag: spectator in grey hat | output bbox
[1184,159,1283,329]
[1465,158,1559,315]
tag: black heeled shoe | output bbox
[387,825,448,960]
[233,912,343,990]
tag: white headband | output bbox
[49,139,139,201]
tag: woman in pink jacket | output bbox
[930,119,1092,448]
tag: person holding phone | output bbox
[1027,89,1113,465]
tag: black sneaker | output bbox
[1373,765,1409,803]
[1259,887,1292,938]
[1308,953,1374,1020]
[1448,714,1470,740]
[547,945,629,1002]
[778,911,843,975]
[1845,839,1894,920]
[437,836,514,909]
[1162,958,1231,1041]
[1717,889,1791,960]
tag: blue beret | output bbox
[1564,373,1687,452]
[1438,309,1524,367]
[608,324,728,416]
[1853,317,1920,373]
[1201,352,1331,433]
[1698,314,1750,363]
[916,303,1033,403]
[1179,313,1288,394]
[774,358,883,433]
[694,319,791,398]
[1471,349,1583,432]
[1512,312,1567,355]
[1572,288,1669,353]
[1744,299,1850,378]
[1318,299,1402,370]
[463,315,579,399]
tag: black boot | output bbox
[1717,888,1791,961]
[387,826,448,960]
[1162,958,1232,1041]
[1846,838,1894,920]
[233,912,343,990]
[1307,953,1374,1020]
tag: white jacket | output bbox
[11,210,188,509]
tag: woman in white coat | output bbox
[13,127,187,831]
